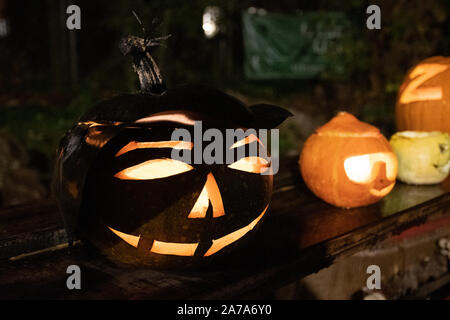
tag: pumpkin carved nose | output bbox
[188,173,225,218]
[371,161,392,191]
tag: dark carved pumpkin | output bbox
[53,33,291,268]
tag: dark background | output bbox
[0,0,449,207]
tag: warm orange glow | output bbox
[135,113,196,126]
[85,135,109,148]
[115,140,194,157]
[344,152,397,183]
[369,184,395,197]
[228,156,270,174]
[78,121,122,127]
[203,204,269,256]
[114,158,194,180]
[400,64,449,104]
[107,204,269,257]
[108,226,140,248]
[150,240,199,256]
[229,134,263,149]
[188,173,225,218]
[66,180,79,198]
[107,226,198,256]
[85,126,111,148]
[317,131,382,138]
[188,185,209,218]
[79,121,103,127]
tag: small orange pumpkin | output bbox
[299,112,398,208]
[396,56,450,134]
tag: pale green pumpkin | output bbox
[390,131,450,184]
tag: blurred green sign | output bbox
[242,11,352,80]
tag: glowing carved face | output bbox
[343,152,397,197]
[83,121,273,263]
[299,112,399,208]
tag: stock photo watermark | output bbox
[366,5,381,30]
[169,121,280,175]
[66,4,81,30]
[366,265,381,290]
[66,265,81,290]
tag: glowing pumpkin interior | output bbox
[399,63,449,104]
[108,205,268,257]
[101,134,271,257]
[344,152,397,196]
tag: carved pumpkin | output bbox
[396,56,450,134]
[299,112,398,208]
[53,33,291,268]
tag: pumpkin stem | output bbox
[120,15,170,94]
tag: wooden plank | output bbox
[0,157,449,299]
[0,199,66,260]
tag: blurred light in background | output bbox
[202,6,221,38]
[247,7,267,15]
[0,0,8,38]
[0,19,8,37]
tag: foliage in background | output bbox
[0,0,449,181]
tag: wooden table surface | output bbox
[0,156,449,299]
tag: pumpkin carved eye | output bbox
[115,158,194,180]
[229,134,262,149]
[343,153,397,184]
[343,155,372,183]
[228,156,270,174]
[227,134,270,173]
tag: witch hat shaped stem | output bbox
[119,15,170,95]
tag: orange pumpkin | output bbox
[396,56,450,134]
[299,112,398,208]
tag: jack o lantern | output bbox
[299,112,398,208]
[53,32,291,268]
[396,56,450,134]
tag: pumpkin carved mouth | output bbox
[107,204,268,257]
